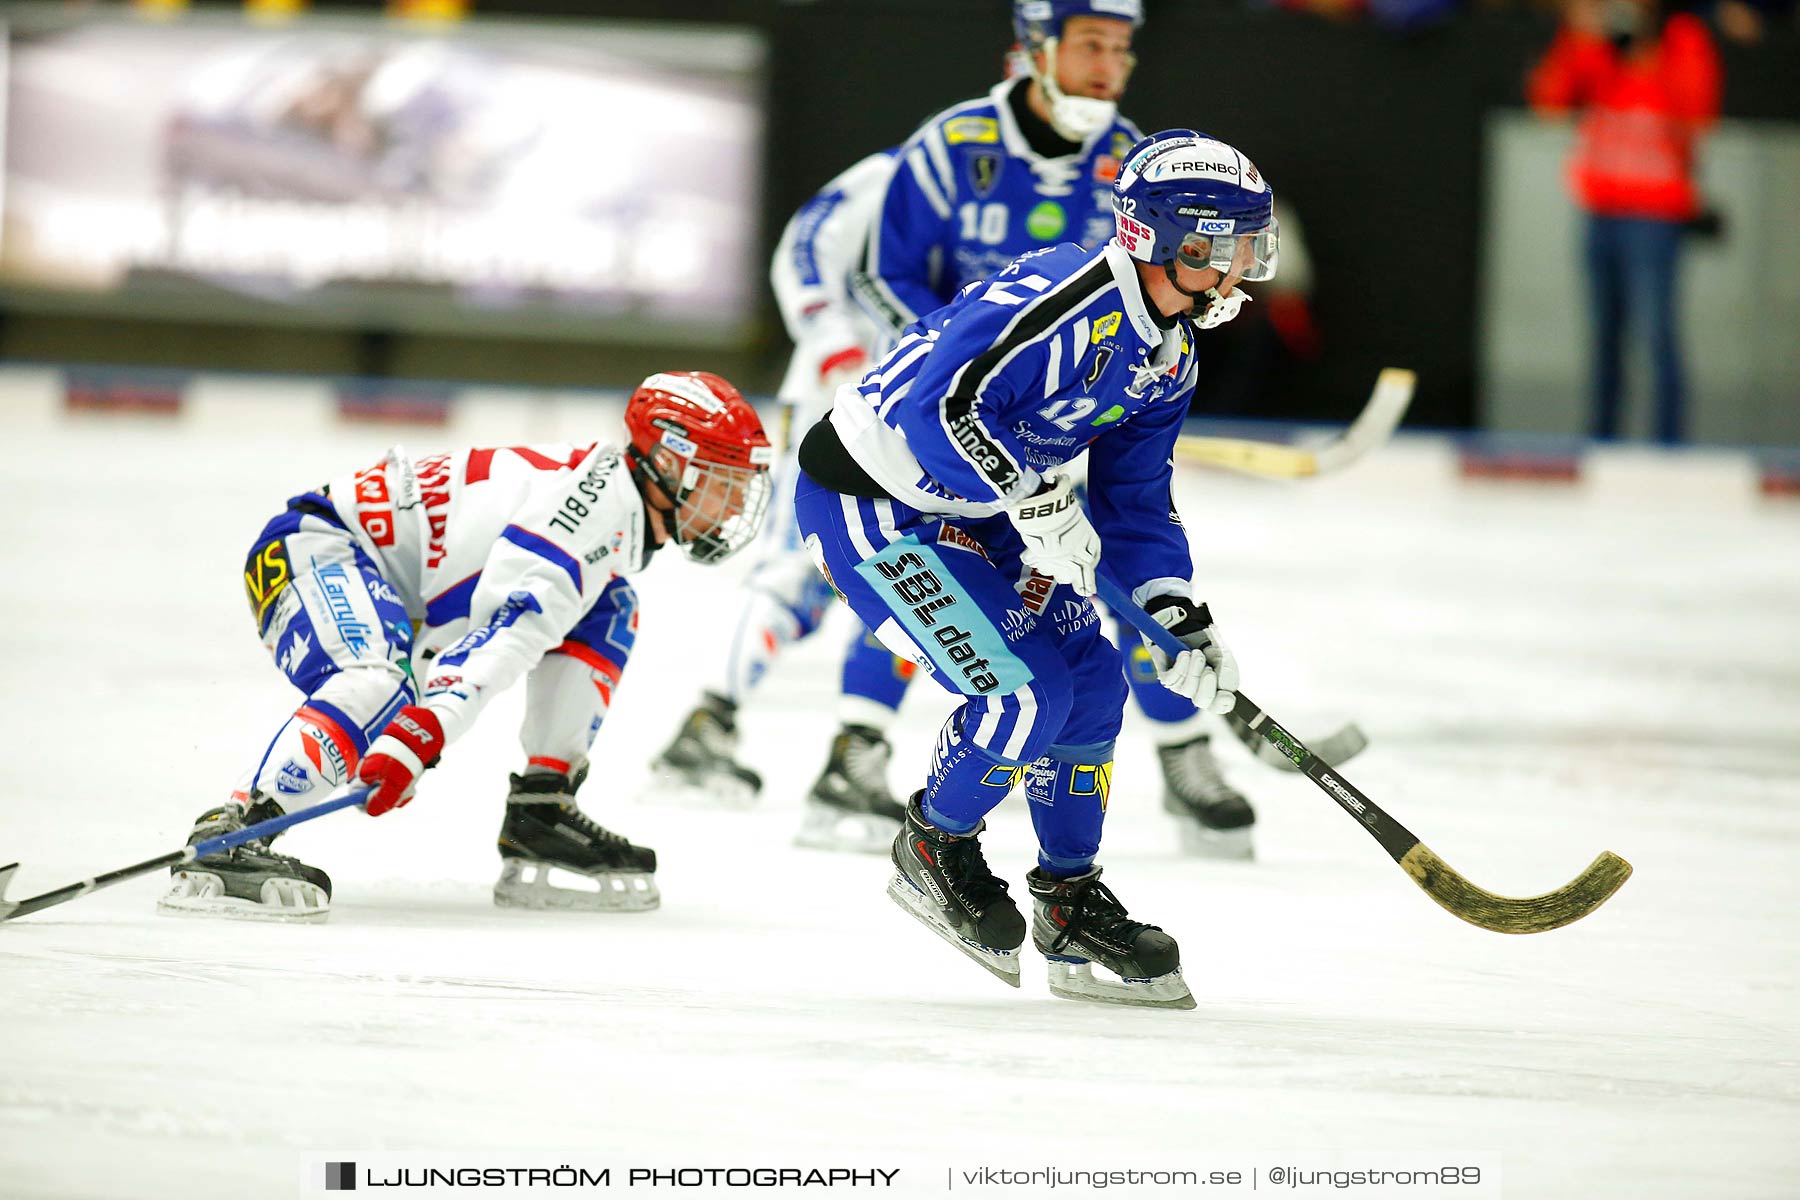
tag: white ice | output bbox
[2,388,1797,1199]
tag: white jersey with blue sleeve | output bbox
[771,149,898,406]
[854,77,1141,342]
[324,442,651,747]
[828,239,1198,604]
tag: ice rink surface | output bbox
[2,392,1797,1198]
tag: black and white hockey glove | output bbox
[1009,472,1100,597]
[1143,596,1239,715]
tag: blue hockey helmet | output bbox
[1013,0,1146,49]
[1112,130,1279,289]
[1011,1,1144,141]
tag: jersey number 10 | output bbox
[959,202,1009,245]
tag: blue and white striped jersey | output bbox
[853,78,1141,343]
[828,239,1198,600]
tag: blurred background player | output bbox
[160,373,773,923]
[791,130,1281,1008]
[651,0,1262,860]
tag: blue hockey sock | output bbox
[1023,753,1112,877]
[840,626,914,718]
[921,713,1024,835]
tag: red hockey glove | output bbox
[358,705,445,816]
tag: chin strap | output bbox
[1160,260,1253,330]
[1195,287,1252,331]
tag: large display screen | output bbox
[0,11,765,344]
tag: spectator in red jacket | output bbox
[1528,0,1721,444]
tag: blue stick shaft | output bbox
[187,788,369,860]
[1095,572,1187,659]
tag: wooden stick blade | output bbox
[1399,845,1633,934]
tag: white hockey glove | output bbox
[1009,472,1100,597]
[1143,596,1239,715]
[1195,286,1252,331]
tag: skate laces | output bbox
[938,833,1012,910]
[1162,738,1233,803]
[1046,876,1153,953]
[839,729,892,793]
[557,803,632,848]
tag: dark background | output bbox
[4,0,1796,429]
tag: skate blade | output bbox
[641,766,760,811]
[885,873,1020,988]
[156,871,330,924]
[494,859,660,913]
[1175,821,1254,861]
[1044,957,1196,1010]
[793,803,901,855]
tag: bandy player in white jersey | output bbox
[159,373,774,923]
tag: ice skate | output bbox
[495,770,659,912]
[794,724,907,854]
[157,800,332,923]
[1158,734,1255,860]
[646,692,763,807]
[1026,866,1195,1010]
[886,794,1024,986]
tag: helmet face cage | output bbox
[673,458,772,566]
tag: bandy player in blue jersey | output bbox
[651,0,1262,864]
[790,131,1279,1009]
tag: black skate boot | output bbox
[886,793,1025,986]
[648,691,763,806]
[1158,734,1256,860]
[1027,866,1195,1009]
[158,798,332,922]
[795,724,907,854]
[496,768,659,912]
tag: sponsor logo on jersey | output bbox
[947,410,1018,488]
[1093,155,1120,184]
[936,524,990,560]
[1018,569,1056,616]
[999,607,1036,642]
[275,759,311,796]
[415,452,454,570]
[244,539,291,627]
[870,550,1001,694]
[944,116,1000,145]
[1052,597,1098,636]
[1027,201,1066,241]
[1090,403,1125,427]
[970,152,1001,198]
[314,562,374,658]
[1114,212,1153,256]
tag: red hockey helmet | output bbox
[623,371,774,565]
